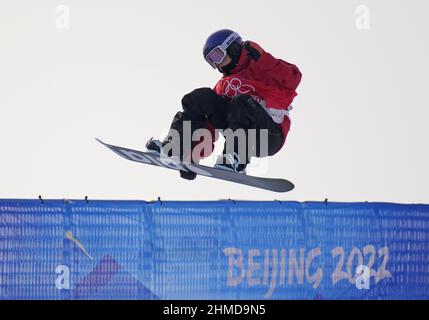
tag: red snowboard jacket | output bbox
[191,42,301,162]
[214,41,302,151]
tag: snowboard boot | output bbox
[146,137,178,159]
[214,153,247,174]
[146,137,197,181]
[146,138,164,154]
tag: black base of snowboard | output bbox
[96,138,294,193]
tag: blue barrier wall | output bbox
[0,199,428,300]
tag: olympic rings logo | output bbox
[222,78,256,97]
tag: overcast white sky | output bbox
[0,0,428,203]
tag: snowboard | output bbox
[96,138,295,193]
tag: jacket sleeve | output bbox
[248,42,302,91]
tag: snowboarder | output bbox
[146,29,302,180]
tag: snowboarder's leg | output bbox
[165,88,228,145]
[166,88,228,159]
[181,87,229,129]
[149,88,229,180]
[215,95,255,173]
[217,94,284,172]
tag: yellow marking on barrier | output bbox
[65,231,94,260]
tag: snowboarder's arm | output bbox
[244,41,302,91]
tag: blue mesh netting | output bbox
[0,199,428,300]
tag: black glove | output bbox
[243,41,263,61]
[180,170,197,181]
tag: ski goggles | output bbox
[204,32,241,69]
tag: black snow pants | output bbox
[165,87,284,164]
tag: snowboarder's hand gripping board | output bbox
[96,138,294,193]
